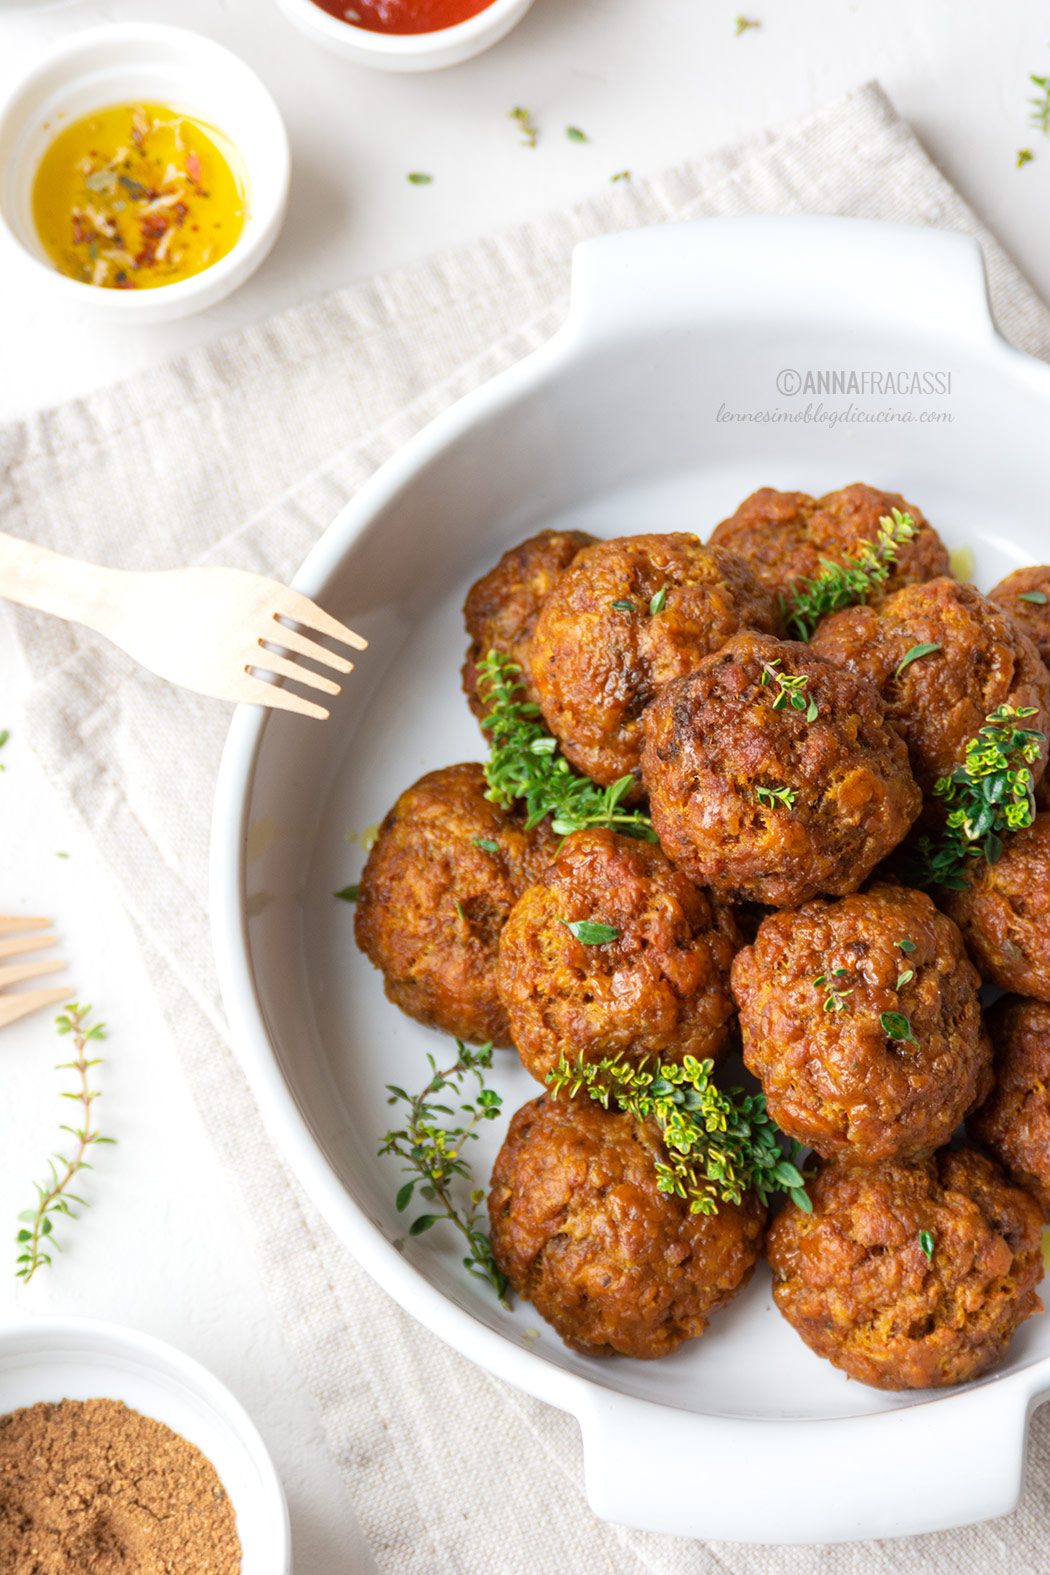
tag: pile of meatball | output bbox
[354,483,1050,1389]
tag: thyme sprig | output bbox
[509,106,539,147]
[1030,74,1050,135]
[785,508,917,640]
[547,1053,811,1215]
[756,783,797,811]
[380,1041,506,1298]
[16,1004,114,1283]
[761,659,818,720]
[478,650,656,840]
[903,705,1044,890]
[813,966,852,1013]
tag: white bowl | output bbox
[0,24,290,325]
[211,216,1050,1545]
[271,0,535,71]
[0,1316,289,1573]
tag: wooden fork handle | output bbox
[0,532,123,631]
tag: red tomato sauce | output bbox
[310,0,494,33]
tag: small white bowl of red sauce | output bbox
[271,0,536,71]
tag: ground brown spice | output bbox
[0,1398,242,1573]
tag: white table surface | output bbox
[1,2,1049,1570]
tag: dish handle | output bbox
[576,1376,1044,1543]
[567,217,995,346]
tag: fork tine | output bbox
[0,932,57,960]
[249,653,341,698]
[0,958,66,989]
[267,619,354,676]
[0,985,72,1032]
[0,916,50,933]
[279,591,368,652]
[236,674,331,722]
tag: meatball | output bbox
[527,534,778,787]
[640,631,921,907]
[461,529,594,719]
[708,483,949,605]
[971,996,1050,1216]
[943,813,1050,1000]
[497,827,739,1084]
[811,578,1050,797]
[767,1148,1043,1390]
[732,883,989,1163]
[989,565,1050,670]
[355,763,558,1046]
[489,1094,765,1358]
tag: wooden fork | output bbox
[0,917,70,1031]
[0,533,367,721]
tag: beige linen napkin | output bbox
[5,82,1050,1574]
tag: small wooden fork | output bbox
[0,917,70,1031]
[0,532,367,721]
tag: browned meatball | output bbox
[461,529,594,719]
[943,813,1050,1000]
[811,578,1050,797]
[971,997,1050,1216]
[355,764,558,1046]
[641,631,921,907]
[733,884,989,1163]
[709,483,949,605]
[527,534,778,787]
[767,1148,1043,1390]
[989,566,1050,670]
[489,1094,765,1358]
[497,827,739,1084]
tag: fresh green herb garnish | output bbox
[453,900,467,922]
[16,1004,114,1283]
[479,650,656,840]
[760,659,818,720]
[406,172,433,185]
[547,1052,811,1215]
[881,1011,916,1043]
[0,729,8,771]
[735,15,761,32]
[611,598,636,613]
[756,783,797,810]
[896,969,915,990]
[611,170,632,183]
[895,642,941,678]
[334,884,360,902]
[786,509,918,640]
[1018,148,1036,168]
[509,106,539,147]
[903,705,1045,890]
[1030,74,1050,135]
[380,1041,506,1298]
[919,1229,935,1262]
[472,837,499,854]
[649,586,668,615]
[560,919,620,945]
[566,125,588,143]
[896,938,917,953]
[1019,589,1048,604]
[813,967,852,1013]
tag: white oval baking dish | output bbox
[211,216,1050,1545]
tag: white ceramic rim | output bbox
[210,216,1050,1543]
[0,23,290,318]
[270,0,534,62]
[0,1313,291,1570]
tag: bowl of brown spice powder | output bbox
[0,1315,289,1573]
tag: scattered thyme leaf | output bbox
[0,728,8,772]
[814,967,853,1013]
[566,126,588,143]
[611,169,632,183]
[756,783,797,810]
[896,938,917,953]
[453,900,467,922]
[881,1011,916,1043]
[901,705,1045,890]
[560,919,620,945]
[611,598,637,613]
[649,586,668,615]
[786,509,918,640]
[379,1041,506,1298]
[1019,589,1048,604]
[16,1004,113,1283]
[472,837,499,854]
[55,852,70,860]
[334,884,360,902]
[896,969,915,990]
[735,15,761,33]
[895,642,941,678]
[919,1229,935,1262]
[509,106,539,147]
[406,172,433,185]
[479,651,656,841]
[547,1052,811,1215]
[1018,147,1036,168]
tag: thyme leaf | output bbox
[566,126,589,144]
[881,1011,916,1043]
[560,919,619,945]
[406,172,433,185]
[1019,589,1048,604]
[895,642,941,678]
[334,884,360,902]
[919,1229,935,1262]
